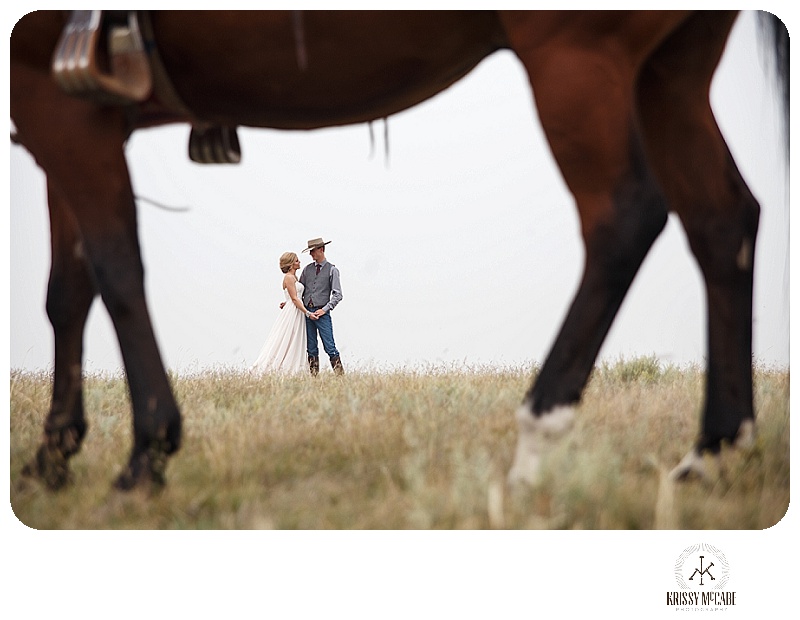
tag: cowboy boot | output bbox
[308,355,319,376]
[330,356,344,376]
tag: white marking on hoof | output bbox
[734,419,756,450]
[507,404,575,487]
[669,449,722,482]
[669,449,705,481]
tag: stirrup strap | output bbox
[189,125,242,164]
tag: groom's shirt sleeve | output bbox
[325,266,343,313]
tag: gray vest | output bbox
[302,261,334,308]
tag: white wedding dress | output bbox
[252,281,308,374]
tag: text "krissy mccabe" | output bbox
[666,592,737,606]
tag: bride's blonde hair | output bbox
[279,252,299,273]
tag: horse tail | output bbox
[758,11,789,153]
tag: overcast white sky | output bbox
[8,10,789,375]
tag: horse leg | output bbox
[635,12,757,479]
[21,181,96,489]
[500,14,676,484]
[11,65,182,491]
[61,151,182,491]
[78,157,183,490]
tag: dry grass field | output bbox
[9,358,789,529]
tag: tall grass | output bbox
[9,359,789,529]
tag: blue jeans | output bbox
[305,308,339,359]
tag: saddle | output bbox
[52,10,241,164]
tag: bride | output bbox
[252,252,310,374]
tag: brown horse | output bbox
[10,10,788,490]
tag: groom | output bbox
[300,237,344,375]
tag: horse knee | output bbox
[45,260,95,330]
[583,189,668,287]
[578,134,669,272]
[92,248,147,320]
[683,197,760,282]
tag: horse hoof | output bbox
[669,449,706,481]
[113,467,165,492]
[113,449,167,492]
[670,420,756,483]
[507,404,575,487]
[21,445,72,491]
[734,419,756,449]
[669,449,724,483]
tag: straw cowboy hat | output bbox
[302,237,332,253]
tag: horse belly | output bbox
[152,10,505,128]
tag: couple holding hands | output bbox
[253,237,344,376]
